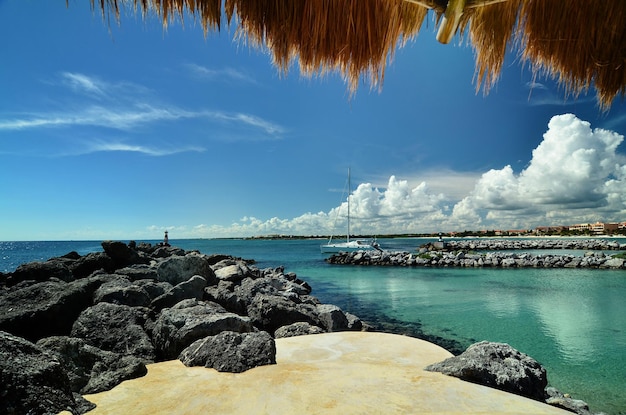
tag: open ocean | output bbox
[1,237,625,414]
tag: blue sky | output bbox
[1,1,626,241]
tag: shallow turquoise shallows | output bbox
[2,237,625,415]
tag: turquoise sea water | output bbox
[1,238,625,414]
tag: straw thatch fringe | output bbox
[88,0,626,108]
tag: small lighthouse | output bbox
[164,230,170,246]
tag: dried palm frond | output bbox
[87,0,626,108]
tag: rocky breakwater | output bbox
[0,241,362,415]
[441,238,625,251]
[326,249,626,269]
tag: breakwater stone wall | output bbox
[442,238,625,251]
[327,250,626,268]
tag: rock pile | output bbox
[326,249,626,269]
[435,238,624,251]
[0,241,362,415]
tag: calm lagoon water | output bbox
[1,237,625,414]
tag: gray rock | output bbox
[152,299,253,360]
[274,322,325,338]
[156,253,217,285]
[179,330,276,373]
[0,331,77,415]
[133,279,173,301]
[213,263,249,283]
[71,302,155,362]
[204,280,247,315]
[151,275,207,312]
[425,341,547,401]
[246,293,318,334]
[8,259,73,286]
[93,275,152,307]
[545,387,592,415]
[116,264,159,281]
[315,304,349,332]
[36,336,147,394]
[345,312,364,331]
[601,257,624,268]
[101,240,148,269]
[69,251,116,278]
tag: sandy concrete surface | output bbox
[80,332,570,414]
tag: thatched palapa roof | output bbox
[91,0,626,109]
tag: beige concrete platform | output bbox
[82,332,570,414]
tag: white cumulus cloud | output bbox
[179,113,626,238]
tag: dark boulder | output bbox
[179,330,276,373]
[92,275,152,307]
[0,275,110,342]
[156,254,217,285]
[36,336,147,394]
[71,302,155,363]
[274,322,325,338]
[8,259,73,286]
[152,245,186,258]
[203,280,247,315]
[425,341,548,401]
[69,252,116,279]
[151,275,207,312]
[116,264,159,281]
[133,279,173,301]
[0,331,77,415]
[152,299,253,360]
[101,240,148,269]
[246,293,318,334]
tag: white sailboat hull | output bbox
[320,239,380,253]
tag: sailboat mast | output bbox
[347,167,350,243]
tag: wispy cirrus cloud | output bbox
[0,72,286,138]
[184,63,258,85]
[74,140,206,156]
[61,72,107,97]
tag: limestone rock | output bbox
[151,275,207,312]
[204,280,247,315]
[274,322,325,338]
[156,254,217,285]
[93,275,152,307]
[179,330,276,373]
[545,387,592,415]
[0,331,77,415]
[101,240,148,269]
[36,336,147,394]
[246,293,318,334]
[0,275,110,342]
[152,299,253,360]
[315,304,350,332]
[8,259,73,286]
[425,341,547,401]
[71,302,155,363]
[69,252,116,279]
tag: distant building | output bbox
[570,222,619,234]
[535,226,566,234]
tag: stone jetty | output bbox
[441,238,625,251]
[326,245,626,269]
[0,241,595,414]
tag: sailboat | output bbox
[320,168,382,254]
